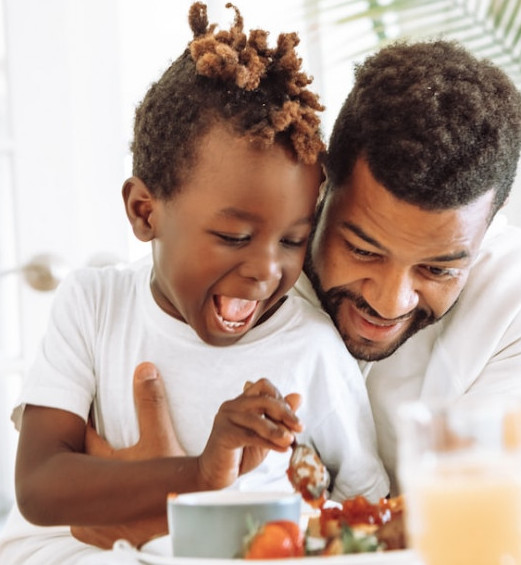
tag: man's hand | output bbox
[71,362,184,549]
[86,362,185,461]
[72,517,167,550]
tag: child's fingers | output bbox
[242,378,302,432]
[284,392,302,413]
[218,396,301,450]
[218,406,293,451]
[242,378,284,399]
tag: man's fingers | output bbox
[71,515,168,549]
[133,362,170,438]
[133,362,185,456]
[84,421,114,457]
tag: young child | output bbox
[0,3,388,563]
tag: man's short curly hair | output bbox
[131,2,325,200]
[326,40,521,215]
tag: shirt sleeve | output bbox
[460,308,521,399]
[12,270,98,430]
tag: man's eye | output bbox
[345,241,378,258]
[355,248,376,257]
[423,265,453,278]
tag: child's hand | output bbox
[198,378,302,490]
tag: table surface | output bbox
[86,537,422,565]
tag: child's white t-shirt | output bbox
[0,263,388,564]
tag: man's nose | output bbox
[238,247,282,285]
[363,267,419,320]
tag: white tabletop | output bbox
[85,537,422,565]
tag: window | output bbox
[0,0,22,518]
[0,0,21,365]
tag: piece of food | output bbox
[243,519,305,559]
[286,441,330,507]
[240,495,405,559]
[374,512,406,550]
[320,524,380,555]
[310,495,406,551]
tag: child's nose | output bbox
[238,247,282,284]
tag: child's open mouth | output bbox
[214,295,259,330]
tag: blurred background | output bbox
[1,0,521,523]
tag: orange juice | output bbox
[406,456,521,565]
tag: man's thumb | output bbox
[135,361,159,384]
[132,362,185,456]
[133,362,169,434]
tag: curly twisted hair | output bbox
[326,40,521,215]
[131,2,325,199]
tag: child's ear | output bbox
[122,177,157,242]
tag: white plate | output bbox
[114,537,420,565]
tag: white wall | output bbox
[5,0,129,359]
[0,0,130,516]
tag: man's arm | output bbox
[71,362,185,548]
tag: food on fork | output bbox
[241,379,330,507]
[286,441,330,508]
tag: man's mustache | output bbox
[325,286,415,323]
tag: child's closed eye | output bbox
[280,237,308,249]
[213,232,251,246]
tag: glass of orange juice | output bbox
[397,397,521,565]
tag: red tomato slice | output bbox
[244,520,305,559]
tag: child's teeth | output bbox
[217,314,246,328]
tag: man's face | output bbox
[307,157,494,361]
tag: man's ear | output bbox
[122,177,157,242]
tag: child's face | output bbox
[147,124,322,346]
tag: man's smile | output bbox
[348,302,412,343]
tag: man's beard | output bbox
[323,286,436,361]
[305,257,448,362]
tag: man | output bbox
[52,39,521,548]
[295,39,521,492]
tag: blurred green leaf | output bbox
[302,0,521,87]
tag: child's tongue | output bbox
[215,296,257,322]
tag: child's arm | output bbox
[15,365,302,529]
[70,368,302,549]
